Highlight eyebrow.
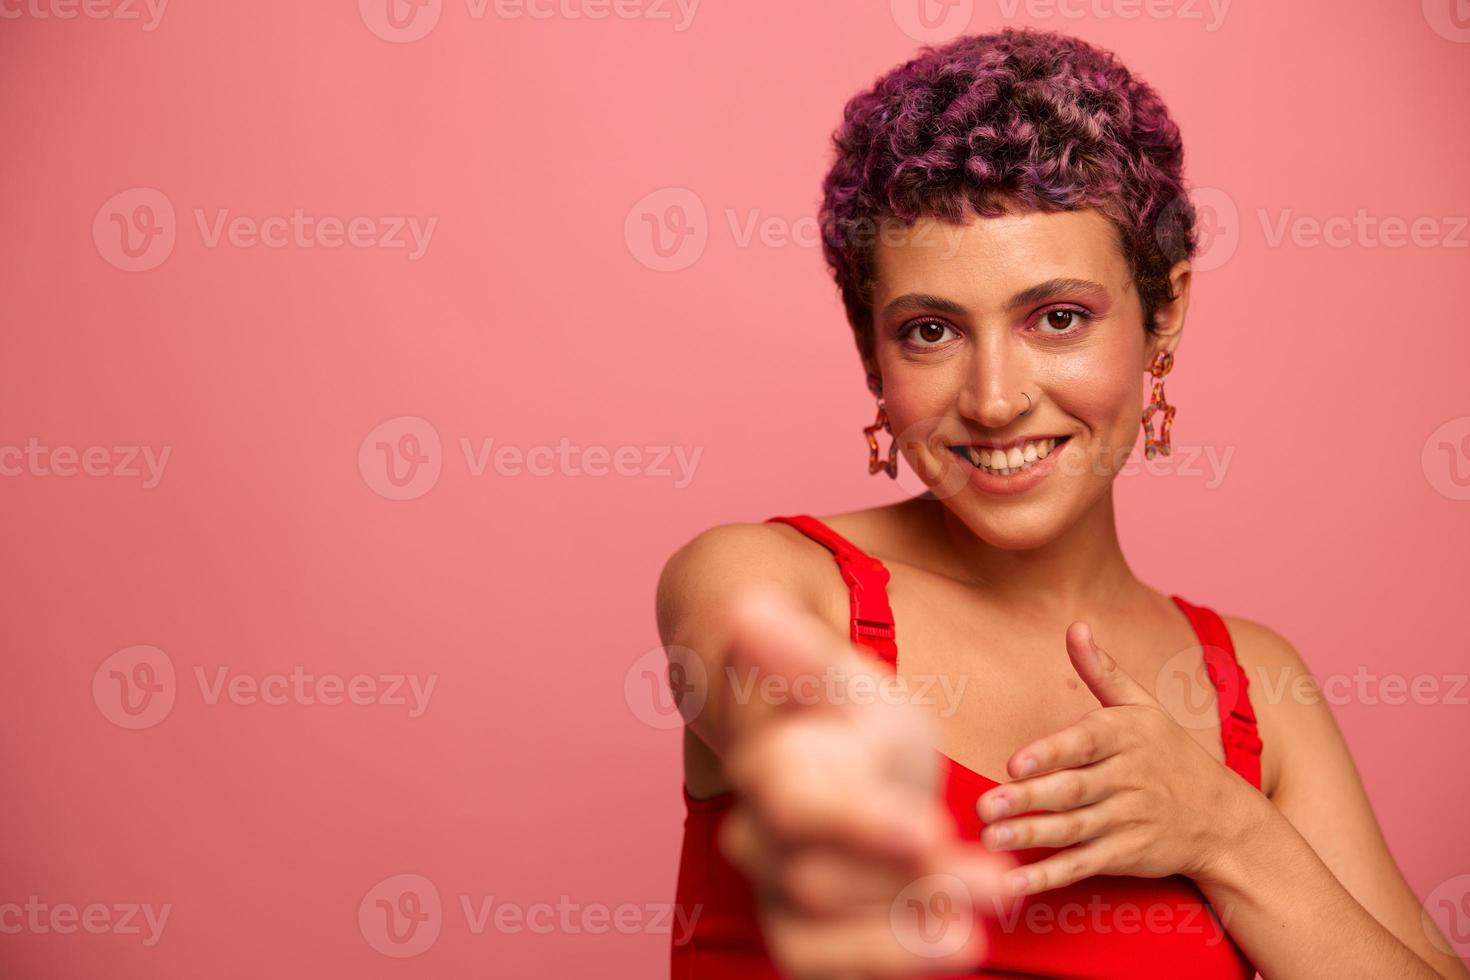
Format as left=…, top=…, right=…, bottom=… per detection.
left=881, top=278, right=1110, bottom=318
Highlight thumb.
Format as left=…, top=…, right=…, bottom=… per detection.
left=1066, top=622, right=1157, bottom=708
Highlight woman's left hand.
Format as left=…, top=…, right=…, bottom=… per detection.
left=975, top=622, right=1262, bottom=897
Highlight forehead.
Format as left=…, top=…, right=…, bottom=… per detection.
left=871, top=207, right=1130, bottom=306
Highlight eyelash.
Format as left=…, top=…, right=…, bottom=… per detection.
left=899, top=308, right=1095, bottom=348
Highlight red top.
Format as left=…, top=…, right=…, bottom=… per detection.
left=671, top=514, right=1264, bottom=979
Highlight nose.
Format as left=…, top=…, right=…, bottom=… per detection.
left=957, top=329, right=1031, bottom=430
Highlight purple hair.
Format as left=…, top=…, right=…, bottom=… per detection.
left=819, top=28, right=1197, bottom=363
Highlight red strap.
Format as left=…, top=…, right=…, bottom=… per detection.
left=764, top=515, right=898, bottom=668
left=1172, top=595, right=1263, bottom=790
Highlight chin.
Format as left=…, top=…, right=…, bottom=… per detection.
left=945, top=498, right=1073, bottom=551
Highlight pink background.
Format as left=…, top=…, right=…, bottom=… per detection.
left=2, top=0, right=1468, bottom=976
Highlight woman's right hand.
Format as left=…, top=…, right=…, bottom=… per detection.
left=712, top=587, right=1018, bottom=979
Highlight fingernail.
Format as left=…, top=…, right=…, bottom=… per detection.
left=1006, top=869, right=1031, bottom=892
left=987, top=795, right=1011, bottom=819
left=1016, top=754, right=1037, bottom=776
left=988, top=824, right=1013, bottom=847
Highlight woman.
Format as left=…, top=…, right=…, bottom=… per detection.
left=657, top=28, right=1467, bottom=980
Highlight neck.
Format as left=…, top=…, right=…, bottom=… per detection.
left=918, top=489, right=1140, bottom=617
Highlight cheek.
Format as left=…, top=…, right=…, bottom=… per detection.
left=875, top=372, right=955, bottom=440
left=1045, top=346, right=1143, bottom=435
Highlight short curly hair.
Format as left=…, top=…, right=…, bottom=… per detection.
left=818, top=27, right=1197, bottom=365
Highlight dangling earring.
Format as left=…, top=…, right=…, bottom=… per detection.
left=1141, top=350, right=1176, bottom=459
left=863, top=377, right=899, bottom=478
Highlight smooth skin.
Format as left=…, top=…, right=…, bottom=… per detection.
left=656, top=206, right=1468, bottom=979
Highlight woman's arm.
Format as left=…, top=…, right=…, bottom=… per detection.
left=655, top=526, right=1016, bottom=978
left=654, top=522, right=836, bottom=760
left=1194, top=617, right=1469, bottom=979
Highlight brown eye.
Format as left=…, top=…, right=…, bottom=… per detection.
left=1040, top=310, right=1088, bottom=333
left=906, top=320, right=956, bottom=347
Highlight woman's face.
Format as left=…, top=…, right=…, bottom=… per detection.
left=867, top=206, right=1187, bottom=550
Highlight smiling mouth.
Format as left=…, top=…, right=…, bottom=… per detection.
left=949, top=437, right=1070, bottom=477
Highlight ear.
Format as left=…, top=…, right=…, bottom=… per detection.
left=1146, top=259, right=1191, bottom=364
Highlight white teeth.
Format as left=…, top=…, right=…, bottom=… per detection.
left=959, top=438, right=1063, bottom=476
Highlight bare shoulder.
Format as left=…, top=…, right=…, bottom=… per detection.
left=1220, top=613, right=1314, bottom=679
left=654, top=520, right=838, bottom=641
left=1218, top=613, right=1326, bottom=800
